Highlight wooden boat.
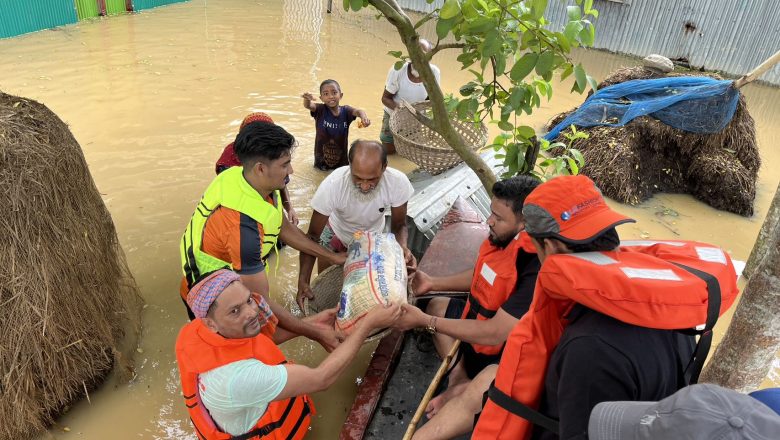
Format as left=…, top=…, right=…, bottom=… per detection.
left=340, top=198, right=488, bottom=439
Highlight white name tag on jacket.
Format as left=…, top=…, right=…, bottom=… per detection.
left=480, top=263, right=497, bottom=285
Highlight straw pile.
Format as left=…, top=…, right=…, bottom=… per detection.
left=0, top=91, right=143, bottom=439
left=547, top=66, right=760, bottom=216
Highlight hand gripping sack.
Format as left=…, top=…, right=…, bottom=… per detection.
left=336, top=231, right=408, bottom=335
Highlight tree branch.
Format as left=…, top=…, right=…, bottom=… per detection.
left=368, top=0, right=497, bottom=193
left=429, top=43, right=467, bottom=59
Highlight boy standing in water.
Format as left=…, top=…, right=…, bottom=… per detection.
left=302, top=79, right=370, bottom=170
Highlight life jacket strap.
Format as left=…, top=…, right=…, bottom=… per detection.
left=467, top=292, right=498, bottom=319
left=487, top=382, right=560, bottom=435
left=671, top=263, right=721, bottom=385
left=230, top=395, right=311, bottom=440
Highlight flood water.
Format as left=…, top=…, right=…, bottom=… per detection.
left=0, top=1, right=777, bottom=438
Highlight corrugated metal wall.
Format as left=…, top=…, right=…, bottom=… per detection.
left=106, top=0, right=128, bottom=15
left=75, top=0, right=100, bottom=20
left=0, top=0, right=78, bottom=38
left=398, top=0, right=780, bottom=85
left=544, top=0, right=780, bottom=85
left=132, top=0, right=187, bottom=12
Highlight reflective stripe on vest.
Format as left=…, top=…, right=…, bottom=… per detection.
left=472, top=240, right=739, bottom=440
left=180, top=166, right=283, bottom=288
left=462, top=232, right=536, bottom=355
left=175, top=320, right=314, bottom=440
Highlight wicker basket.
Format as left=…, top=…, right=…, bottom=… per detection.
left=303, top=265, right=409, bottom=344
left=389, top=101, right=488, bottom=175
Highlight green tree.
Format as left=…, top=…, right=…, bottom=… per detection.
left=346, top=0, right=598, bottom=192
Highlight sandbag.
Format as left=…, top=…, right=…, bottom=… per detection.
left=336, top=231, right=408, bottom=335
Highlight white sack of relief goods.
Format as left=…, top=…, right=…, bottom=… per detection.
left=336, top=231, right=408, bottom=335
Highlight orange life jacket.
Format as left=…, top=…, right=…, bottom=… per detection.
left=175, top=319, right=314, bottom=440
left=472, top=240, right=739, bottom=440
left=463, top=232, right=537, bottom=355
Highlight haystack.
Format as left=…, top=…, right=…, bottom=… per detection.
left=547, top=66, right=760, bottom=216
left=0, top=91, right=143, bottom=439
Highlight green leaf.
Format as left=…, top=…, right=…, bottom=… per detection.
left=498, top=120, right=514, bottom=131
left=440, top=0, right=461, bottom=20
left=566, top=5, right=581, bottom=21
left=459, top=83, right=477, bottom=96
left=531, top=0, right=548, bottom=19
left=586, top=74, right=599, bottom=92
left=536, top=80, right=548, bottom=98
left=350, top=0, right=363, bottom=12
left=436, top=17, right=456, bottom=40
left=445, top=96, right=460, bottom=113
left=554, top=32, right=571, bottom=53
left=584, top=0, right=593, bottom=13
left=564, top=21, right=584, bottom=42
left=394, top=60, right=405, bottom=71
left=343, top=0, right=350, bottom=11
left=494, top=53, right=507, bottom=76
left=570, top=148, right=585, bottom=165
left=510, top=52, right=539, bottom=82
left=468, top=97, right=479, bottom=115
left=508, top=87, right=526, bottom=110
left=561, top=63, right=574, bottom=81
left=567, top=157, right=579, bottom=175
left=535, top=51, right=554, bottom=75
left=574, top=63, right=587, bottom=92
left=481, top=30, right=501, bottom=57
left=387, top=50, right=403, bottom=58
left=457, top=99, right=470, bottom=119
left=467, top=17, right=495, bottom=33
left=516, top=125, right=536, bottom=139
left=579, top=23, right=595, bottom=46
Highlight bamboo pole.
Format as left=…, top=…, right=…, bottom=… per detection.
left=733, top=49, right=780, bottom=89
left=402, top=340, right=461, bottom=440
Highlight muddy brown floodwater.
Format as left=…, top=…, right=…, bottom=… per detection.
left=0, top=0, right=776, bottom=438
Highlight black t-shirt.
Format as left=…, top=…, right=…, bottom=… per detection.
left=531, top=305, right=695, bottom=440
left=502, top=249, right=541, bottom=318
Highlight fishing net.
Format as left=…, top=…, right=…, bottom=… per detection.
left=545, top=77, right=740, bottom=141
left=337, top=231, right=408, bottom=337
left=0, top=91, right=143, bottom=439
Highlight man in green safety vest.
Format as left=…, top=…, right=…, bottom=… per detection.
left=180, top=121, right=346, bottom=351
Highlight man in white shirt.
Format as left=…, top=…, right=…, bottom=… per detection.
left=380, top=38, right=441, bottom=154
left=297, top=140, right=416, bottom=310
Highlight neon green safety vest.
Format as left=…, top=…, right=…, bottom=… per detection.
left=180, top=166, right=283, bottom=288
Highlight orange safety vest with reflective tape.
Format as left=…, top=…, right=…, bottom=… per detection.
left=175, top=319, right=314, bottom=440
left=463, top=232, right=537, bottom=355
left=472, top=240, right=739, bottom=439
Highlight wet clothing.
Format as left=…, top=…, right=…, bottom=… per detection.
left=216, top=142, right=241, bottom=174
left=381, top=62, right=441, bottom=145
left=309, top=166, right=414, bottom=246
left=311, top=104, right=356, bottom=169
left=444, top=247, right=540, bottom=379
left=380, top=111, right=394, bottom=145
left=530, top=305, right=695, bottom=440
left=179, top=167, right=282, bottom=305
left=472, top=241, right=740, bottom=440
left=464, top=233, right=538, bottom=355
left=176, top=317, right=314, bottom=440
left=199, top=358, right=289, bottom=436
left=318, top=222, right=348, bottom=253
left=383, top=62, right=441, bottom=114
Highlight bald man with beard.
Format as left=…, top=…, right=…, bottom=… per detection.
left=297, top=140, right=415, bottom=311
